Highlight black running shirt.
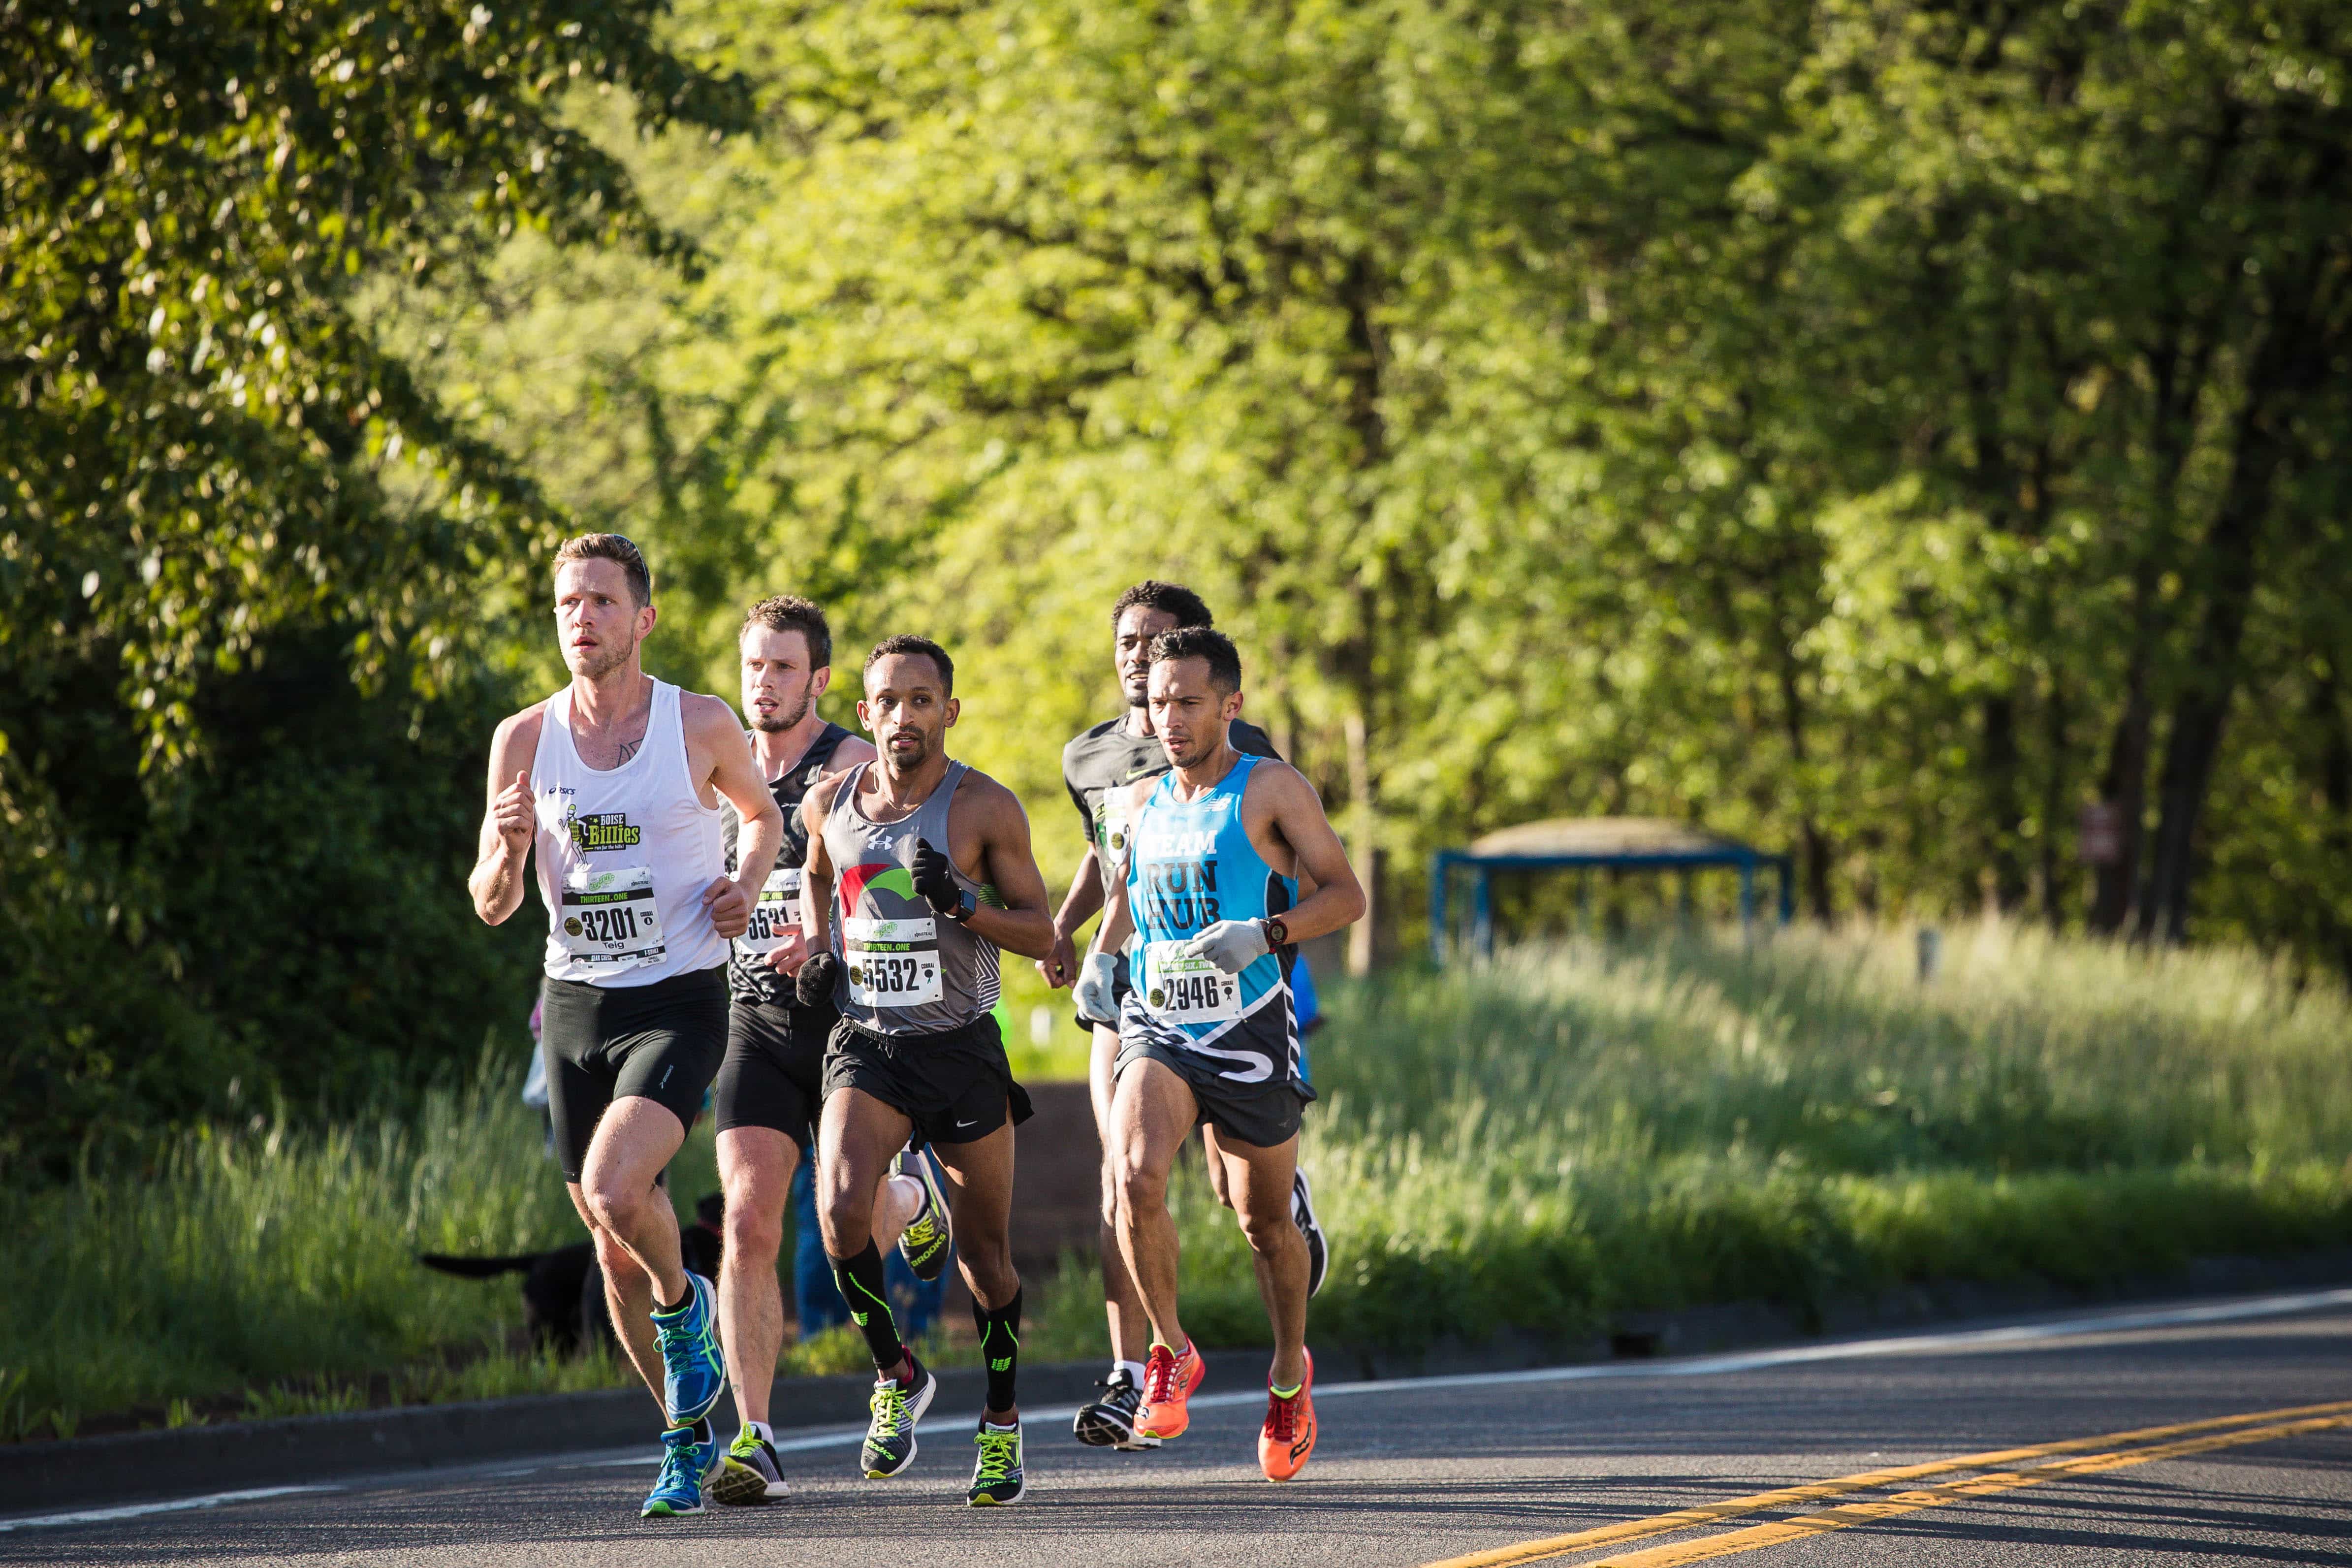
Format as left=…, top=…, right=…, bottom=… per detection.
left=1060, top=714, right=1279, bottom=900
left=721, top=720, right=856, bottom=1006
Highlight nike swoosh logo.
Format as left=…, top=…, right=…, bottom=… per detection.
left=956, top=1119, right=979, bottom=1129
left=1120, top=765, right=1158, bottom=781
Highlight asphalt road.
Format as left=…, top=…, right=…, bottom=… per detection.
left=8, top=1291, right=2351, bottom=1568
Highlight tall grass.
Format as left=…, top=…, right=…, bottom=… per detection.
left=12, top=924, right=2352, bottom=1436
left=1154, top=925, right=2352, bottom=1357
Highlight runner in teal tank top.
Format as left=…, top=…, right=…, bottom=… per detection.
left=1118, top=754, right=1304, bottom=1087
left=1078, top=626, right=1366, bottom=1484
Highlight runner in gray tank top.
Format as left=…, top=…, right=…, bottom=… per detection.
left=789, top=635, right=1057, bottom=1505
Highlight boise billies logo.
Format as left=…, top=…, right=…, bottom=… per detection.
left=565, top=804, right=642, bottom=853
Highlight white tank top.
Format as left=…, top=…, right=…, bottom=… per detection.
left=531, top=678, right=728, bottom=986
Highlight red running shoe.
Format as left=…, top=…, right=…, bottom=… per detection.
left=1258, top=1349, right=1316, bottom=1481
left=1134, top=1341, right=1206, bottom=1440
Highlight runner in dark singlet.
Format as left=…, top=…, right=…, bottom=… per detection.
left=705, top=596, right=947, bottom=1506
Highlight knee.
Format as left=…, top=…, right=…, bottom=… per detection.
left=582, top=1178, right=648, bottom=1239
left=1112, top=1156, right=1168, bottom=1222
left=1239, top=1203, right=1296, bottom=1259
left=818, top=1188, right=872, bottom=1254
left=723, top=1201, right=783, bottom=1267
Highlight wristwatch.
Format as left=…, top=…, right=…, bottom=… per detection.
left=946, top=887, right=979, bottom=924
left=1261, top=916, right=1288, bottom=948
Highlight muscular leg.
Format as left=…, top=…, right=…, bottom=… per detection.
left=1202, top=1124, right=1236, bottom=1210
left=932, top=1117, right=1021, bottom=1423
left=1213, top=1131, right=1309, bottom=1389
left=1107, top=1056, right=1200, bottom=1356
left=817, top=1088, right=917, bottom=1376
left=716, top=1126, right=795, bottom=1428
left=1089, top=1025, right=1152, bottom=1365
left=723, top=1123, right=921, bottom=1426
left=571, top=1095, right=690, bottom=1414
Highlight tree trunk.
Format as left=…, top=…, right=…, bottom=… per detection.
left=1775, top=645, right=1833, bottom=922
left=2039, top=679, right=2068, bottom=928
left=2137, top=273, right=2332, bottom=942
left=2089, top=666, right=2152, bottom=933
left=1981, top=692, right=2027, bottom=911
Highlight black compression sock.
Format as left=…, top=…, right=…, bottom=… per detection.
left=972, top=1286, right=1022, bottom=1413
left=831, top=1242, right=908, bottom=1376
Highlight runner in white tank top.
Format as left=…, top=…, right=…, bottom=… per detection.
left=468, top=534, right=785, bottom=1520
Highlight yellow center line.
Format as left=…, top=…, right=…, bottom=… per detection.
left=1421, top=1399, right=2352, bottom=1568
left=1582, top=1413, right=2349, bottom=1568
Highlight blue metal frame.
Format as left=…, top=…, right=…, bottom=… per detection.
left=1429, top=845, right=1794, bottom=962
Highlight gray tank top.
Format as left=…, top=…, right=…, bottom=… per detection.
left=820, top=759, right=1000, bottom=1035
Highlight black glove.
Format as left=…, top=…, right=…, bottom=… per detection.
left=910, top=837, right=962, bottom=918
left=795, top=950, right=842, bottom=1009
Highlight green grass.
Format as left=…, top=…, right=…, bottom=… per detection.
left=8, top=922, right=2351, bottom=1438
left=1152, top=924, right=2352, bottom=1357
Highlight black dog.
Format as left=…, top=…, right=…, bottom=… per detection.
left=419, top=1193, right=727, bottom=1356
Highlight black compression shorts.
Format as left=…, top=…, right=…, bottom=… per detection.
left=821, top=1013, right=1035, bottom=1149
left=539, top=965, right=728, bottom=1182
left=713, top=997, right=836, bottom=1151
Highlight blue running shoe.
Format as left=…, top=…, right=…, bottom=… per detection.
left=641, top=1422, right=714, bottom=1519
left=651, top=1272, right=728, bottom=1425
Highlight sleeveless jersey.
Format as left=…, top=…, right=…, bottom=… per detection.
left=819, top=760, right=1000, bottom=1036
left=1121, top=753, right=1303, bottom=1086
left=721, top=720, right=854, bottom=1006
left=532, top=679, right=728, bottom=986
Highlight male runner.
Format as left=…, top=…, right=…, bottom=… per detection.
left=470, top=533, right=784, bottom=1519
left=1078, top=626, right=1365, bottom=1482
left=794, top=635, right=1057, bottom=1505
left=1041, top=581, right=1330, bottom=1450
left=705, top=596, right=950, bottom=1506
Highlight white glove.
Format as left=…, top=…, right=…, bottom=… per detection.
left=1074, top=950, right=1120, bottom=1024
left=1184, top=919, right=1270, bottom=975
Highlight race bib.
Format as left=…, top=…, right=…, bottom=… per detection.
left=560, top=864, right=666, bottom=968
left=735, top=867, right=803, bottom=957
left=1099, top=793, right=1134, bottom=862
left=844, top=914, right=943, bottom=1008
left=1142, top=940, right=1241, bottom=1024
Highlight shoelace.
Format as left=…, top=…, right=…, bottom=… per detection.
left=658, top=1315, right=702, bottom=1374
left=1142, top=1346, right=1184, bottom=1405
left=869, top=1380, right=913, bottom=1439
left=655, top=1430, right=699, bottom=1491
left=972, top=1428, right=1018, bottom=1482
left=1264, top=1388, right=1301, bottom=1443
left=1092, top=1377, right=1144, bottom=1414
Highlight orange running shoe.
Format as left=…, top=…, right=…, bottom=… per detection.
left=1258, top=1349, right=1316, bottom=1481
left=1134, top=1341, right=1206, bottom=1440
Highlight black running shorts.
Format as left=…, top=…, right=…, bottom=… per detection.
left=713, top=997, right=836, bottom=1151
left=821, top=1013, right=1035, bottom=1149
left=1072, top=949, right=1134, bottom=1036
left=539, top=965, right=728, bottom=1182
left=1113, top=1035, right=1312, bottom=1150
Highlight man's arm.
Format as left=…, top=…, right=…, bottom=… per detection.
left=964, top=778, right=1057, bottom=962
left=1039, top=849, right=1106, bottom=988
left=468, top=709, right=541, bottom=926
left=796, top=781, right=840, bottom=964
left=1255, top=764, right=1365, bottom=944
left=687, top=695, right=782, bottom=941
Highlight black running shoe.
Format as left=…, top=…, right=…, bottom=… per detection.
left=896, top=1146, right=953, bottom=1284
left=711, top=1422, right=788, bottom=1505
left=861, top=1358, right=935, bottom=1478
left=1072, top=1370, right=1161, bottom=1451
left=1292, top=1166, right=1330, bottom=1299
left=967, top=1418, right=1025, bottom=1505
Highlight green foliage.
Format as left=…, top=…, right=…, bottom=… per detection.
left=1, top=0, right=748, bottom=1175
left=408, top=0, right=2352, bottom=972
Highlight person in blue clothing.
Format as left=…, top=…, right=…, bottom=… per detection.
left=1077, top=627, right=1365, bottom=1481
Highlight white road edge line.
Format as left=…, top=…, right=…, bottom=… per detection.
left=0, top=1487, right=340, bottom=1534
left=13, top=1284, right=2351, bottom=1528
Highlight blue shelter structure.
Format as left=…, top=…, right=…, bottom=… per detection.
left=1429, top=817, right=1793, bottom=962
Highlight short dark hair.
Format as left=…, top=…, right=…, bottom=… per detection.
left=1111, top=580, right=1213, bottom=631
left=1149, top=626, right=1241, bottom=694
left=864, top=634, right=954, bottom=695
left=739, top=594, right=831, bottom=670
left=554, top=533, right=653, bottom=608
